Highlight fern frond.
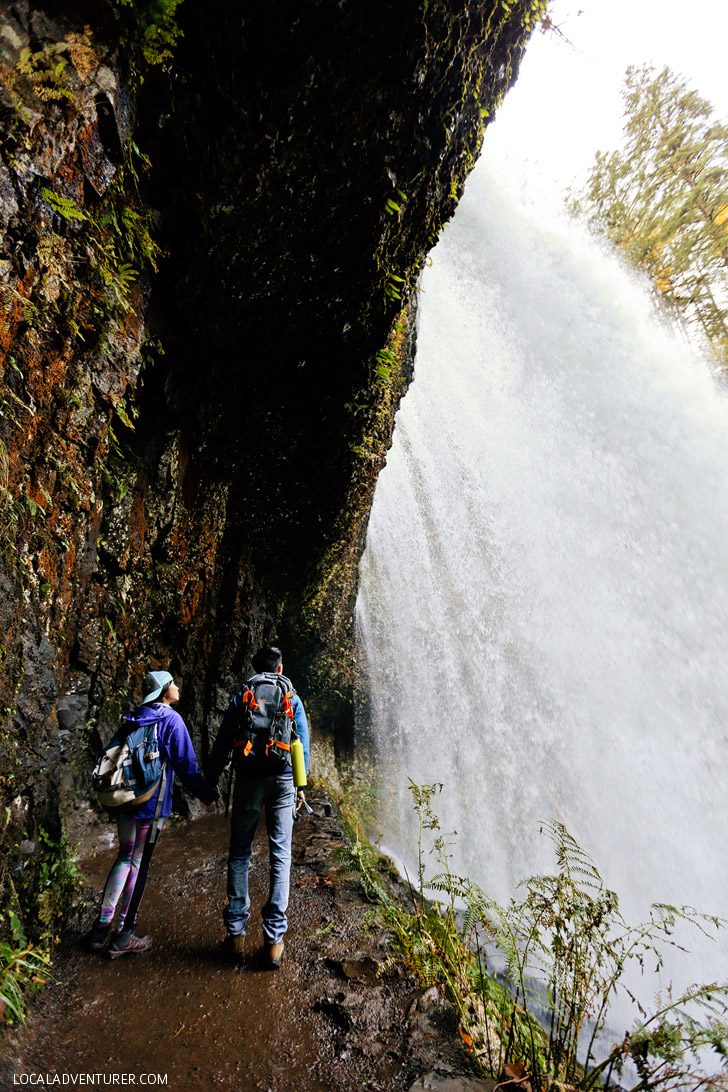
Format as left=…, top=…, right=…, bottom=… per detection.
left=539, top=818, right=603, bottom=890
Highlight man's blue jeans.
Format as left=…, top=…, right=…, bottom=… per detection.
left=224, top=774, right=296, bottom=943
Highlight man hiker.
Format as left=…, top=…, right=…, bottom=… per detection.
left=206, top=645, right=310, bottom=968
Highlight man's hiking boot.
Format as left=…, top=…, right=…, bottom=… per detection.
left=264, top=940, right=284, bottom=969
left=83, top=919, right=113, bottom=952
left=106, top=930, right=153, bottom=959
left=222, top=933, right=245, bottom=963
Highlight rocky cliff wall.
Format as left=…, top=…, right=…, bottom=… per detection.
left=0, top=0, right=544, bottom=934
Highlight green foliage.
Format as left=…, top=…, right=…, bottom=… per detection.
left=40, top=150, right=160, bottom=339
left=114, top=397, right=138, bottom=431
left=572, top=65, right=728, bottom=371
left=309, top=920, right=335, bottom=940
left=41, top=189, right=86, bottom=222
left=0, top=439, right=8, bottom=494
left=16, top=44, right=75, bottom=103
left=384, top=272, right=406, bottom=302
left=374, top=343, right=400, bottom=387
left=370, top=311, right=409, bottom=394
left=0, top=824, right=75, bottom=1024
left=85, top=160, right=161, bottom=324
left=340, top=835, right=394, bottom=908
left=5, top=60, right=160, bottom=338
left=384, top=191, right=408, bottom=217
left=19, top=827, right=84, bottom=944
left=0, top=477, right=45, bottom=547
left=0, top=930, right=51, bottom=1025
left=107, top=0, right=185, bottom=68
left=2, top=171, right=158, bottom=355
left=348, top=783, right=728, bottom=1092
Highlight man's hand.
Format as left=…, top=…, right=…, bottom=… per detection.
left=204, top=784, right=220, bottom=808
left=296, top=789, right=306, bottom=813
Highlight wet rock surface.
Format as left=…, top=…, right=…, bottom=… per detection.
left=0, top=1, right=541, bottom=925
left=0, top=792, right=474, bottom=1091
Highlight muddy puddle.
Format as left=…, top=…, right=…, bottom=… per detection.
left=0, top=792, right=469, bottom=1092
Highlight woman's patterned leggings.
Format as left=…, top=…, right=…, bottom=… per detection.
left=98, top=816, right=151, bottom=930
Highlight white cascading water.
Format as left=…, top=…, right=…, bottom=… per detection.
left=356, top=153, right=728, bottom=1007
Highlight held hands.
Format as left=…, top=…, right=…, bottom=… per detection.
left=200, top=780, right=220, bottom=807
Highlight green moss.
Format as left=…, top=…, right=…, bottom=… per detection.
left=17, top=826, right=84, bottom=945
left=312, top=774, right=399, bottom=892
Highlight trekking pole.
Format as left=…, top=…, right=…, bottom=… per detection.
left=293, top=792, right=313, bottom=822
left=224, top=758, right=235, bottom=818
left=124, top=767, right=167, bottom=933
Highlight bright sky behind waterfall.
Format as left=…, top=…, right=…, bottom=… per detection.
left=484, top=0, right=728, bottom=197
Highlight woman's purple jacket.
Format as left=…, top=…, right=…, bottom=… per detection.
left=123, top=703, right=216, bottom=819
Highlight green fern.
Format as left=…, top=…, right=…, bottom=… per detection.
left=539, top=818, right=603, bottom=889
left=41, top=189, right=86, bottom=222
left=108, top=0, right=185, bottom=68
left=16, top=45, right=75, bottom=103
left=347, top=783, right=728, bottom=1092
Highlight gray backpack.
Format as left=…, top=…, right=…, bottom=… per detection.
left=92, top=718, right=165, bottom=810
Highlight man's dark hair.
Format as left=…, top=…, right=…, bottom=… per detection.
left=252, top=645, right=283, bottom=673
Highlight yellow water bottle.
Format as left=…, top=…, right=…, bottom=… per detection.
left=291, top=738, right=307, bottom=788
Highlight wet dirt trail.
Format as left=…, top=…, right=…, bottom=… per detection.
left=0, top=791, right=469, bottom=1092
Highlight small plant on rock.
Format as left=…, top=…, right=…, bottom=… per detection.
left=0, top=925, right=51, bottom=1026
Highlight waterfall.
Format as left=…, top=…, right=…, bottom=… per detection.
left=356, top=154, right=728, bottom=1002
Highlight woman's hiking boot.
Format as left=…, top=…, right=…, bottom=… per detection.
left=222, top=933, right=245, bottom=963
left=82, top=919, right=113, bottom=952
left=106, top=930, right=153, bottom=959
left=264, top=940, right=284, bottom=969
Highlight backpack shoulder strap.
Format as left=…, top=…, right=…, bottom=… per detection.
left=149, top=718, right=164, bottom=763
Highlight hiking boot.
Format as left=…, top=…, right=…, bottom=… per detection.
left=106, top=930, right=153, bottom=959
left=222, top=932, right=246, bottom=962
left=264, top=940, right=284, bottom=969
left=83, top=919, right=113, bottom=952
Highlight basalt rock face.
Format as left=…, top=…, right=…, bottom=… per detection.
left=0, top=0, right=541, bottom=915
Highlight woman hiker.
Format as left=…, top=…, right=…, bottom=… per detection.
left=84, top=670, right=219, bottom=958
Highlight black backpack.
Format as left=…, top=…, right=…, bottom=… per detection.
left=232, top=672, right=298, bottom=771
